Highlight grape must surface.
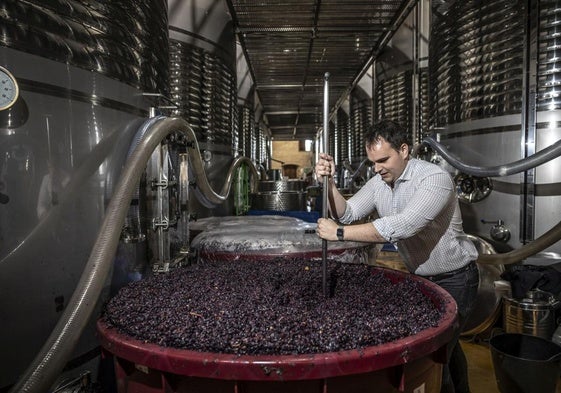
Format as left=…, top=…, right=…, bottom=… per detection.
left=103, top=259, right=443, bottom=355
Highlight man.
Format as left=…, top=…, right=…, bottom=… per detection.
left=315, top=119, right=479, bottom=393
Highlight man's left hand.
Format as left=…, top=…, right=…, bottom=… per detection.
left=317, top=218, right=338, bottom=241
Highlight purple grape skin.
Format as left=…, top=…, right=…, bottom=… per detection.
left=103, top=259, right=443, bottom=355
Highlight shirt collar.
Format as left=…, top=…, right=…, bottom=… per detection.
left=395, top=157, right=415, bottom=184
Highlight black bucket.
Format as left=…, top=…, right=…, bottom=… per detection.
left=490, top=333, right=561, bottom=393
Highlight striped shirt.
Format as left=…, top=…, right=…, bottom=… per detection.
left=339, top=158, right=478, bottom=276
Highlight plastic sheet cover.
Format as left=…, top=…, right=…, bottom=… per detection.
left=191, top=215, right=376, bottom=264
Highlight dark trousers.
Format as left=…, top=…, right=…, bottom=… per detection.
left=427, top=262, right=479, bottom=393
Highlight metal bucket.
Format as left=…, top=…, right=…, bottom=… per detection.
left=503, top=290, right=561, bottom=339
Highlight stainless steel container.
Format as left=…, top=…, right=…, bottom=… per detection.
left=250, top=191, right=306, bottom=211
left=429, top=0, right=561, bottom=260
left=266, top=169, right=282, bottom=180
left=461, top=235, right=504, bottom=336
left=503, top=290, right=561, bottom=340
left=258, top=180, right=308, bottom=192
left=0, top=0, right=168, bottom=387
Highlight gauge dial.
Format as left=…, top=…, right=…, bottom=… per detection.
left=0, top=66, right=19, bottom=111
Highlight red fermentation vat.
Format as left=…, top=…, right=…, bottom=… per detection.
left=97, top=268, right=458, bottom=393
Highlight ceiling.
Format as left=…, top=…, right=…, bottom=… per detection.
left=226, top=0, right=416, bottom=141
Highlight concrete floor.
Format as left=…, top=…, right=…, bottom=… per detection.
left=462, top=339, right=501, bottom=393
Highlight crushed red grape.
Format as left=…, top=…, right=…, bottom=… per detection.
left=103, top=259, right=443, bottom=355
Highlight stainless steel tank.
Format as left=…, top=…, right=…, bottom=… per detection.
left=376, top=70, right=412, bottom=133
left=168, top=0, right=237, bottom=218
left=0, top=0, right=168, bottom=389
left=258, top=179, right=308, bottom=192
left=429, top=0, right=561, bottom=261
left=349, top=86, right=372, bottom=163
left=335, top=108, right=350, bottom=166
left=237, top=103, right=255, bottom=158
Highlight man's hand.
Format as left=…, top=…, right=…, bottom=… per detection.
left=314, top=153, right=335, bottom=184
left=316, top=217, right=339, bottom=241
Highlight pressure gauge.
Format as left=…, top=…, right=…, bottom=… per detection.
left=0, top=65, right=19, bottom=111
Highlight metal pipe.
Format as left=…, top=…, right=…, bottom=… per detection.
left=421, top=136, right=561, bottom=177
left=322, top=72, right=330, bottom=298
left=345, top=157, right=371, bottom=184
left=155, top=144, right=169, bottom=264
left=179, top=153, right=190, bottom=253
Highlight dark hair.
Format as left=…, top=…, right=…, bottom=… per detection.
left=363, top=119, right=411, bottom=152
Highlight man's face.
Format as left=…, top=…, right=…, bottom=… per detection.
left=365, top=138, right=409, bottom=186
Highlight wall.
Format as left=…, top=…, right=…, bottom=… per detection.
left=271, top=140, right=314, bottom=179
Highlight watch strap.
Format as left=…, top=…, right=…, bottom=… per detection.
left=336, top=226, right=344, bottom=241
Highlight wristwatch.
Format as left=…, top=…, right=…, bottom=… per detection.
left=336, top=226, right=344, bottom=241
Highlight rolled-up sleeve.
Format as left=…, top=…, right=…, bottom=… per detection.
left=372, top=219, right=392, bottom=242
left=338, top=179, right=378, bottom=224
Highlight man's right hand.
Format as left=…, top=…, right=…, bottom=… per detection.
left=315, top=153, right=335, bottom=183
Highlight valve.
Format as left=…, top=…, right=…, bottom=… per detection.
left=454, top=173, right=492, bottom=203
left=151, top=178, right=177, bottom=190
left=152, top=217, right=169, bottom=231
left=481, top=219, right=510, bottom=242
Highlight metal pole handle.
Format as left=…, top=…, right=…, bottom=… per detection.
left=322, top=72, right=330, bottom=298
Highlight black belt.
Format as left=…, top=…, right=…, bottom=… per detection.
left=422, top=261, right=477, bottom=281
